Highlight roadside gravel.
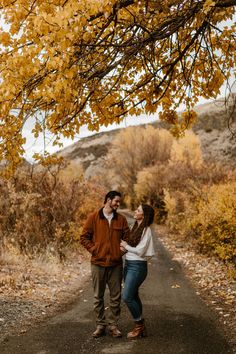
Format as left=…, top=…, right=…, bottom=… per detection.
left=0, top=252, right=91, bottom=344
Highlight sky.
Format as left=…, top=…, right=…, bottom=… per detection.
left=22, top=113, right=158, bottom=162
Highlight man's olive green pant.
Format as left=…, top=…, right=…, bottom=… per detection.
left=91, top=263, right=123, bottom=326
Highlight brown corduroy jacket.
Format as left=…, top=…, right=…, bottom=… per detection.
left=80, top=208, right=130, bottom=267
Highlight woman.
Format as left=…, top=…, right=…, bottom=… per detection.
left=120, top=204, right=155, bottom=339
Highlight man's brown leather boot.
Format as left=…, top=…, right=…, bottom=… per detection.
left=108, top=325, right=122, bottom=338
left=92, top=325, right=106, bottom=338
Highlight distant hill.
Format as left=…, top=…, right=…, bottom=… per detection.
left=192, top=95, right=236, bottom=162
left=58, top=129, right=118, bottom=179
left=58, top=96, right=236, bottom=178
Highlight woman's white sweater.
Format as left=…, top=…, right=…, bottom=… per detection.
left=124, top=226, right=155, bottom=261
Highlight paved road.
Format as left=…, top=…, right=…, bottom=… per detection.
left=0, top=226, right=233, bottom=354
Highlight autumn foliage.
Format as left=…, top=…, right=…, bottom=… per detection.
left=187, top=183, right=236, bottom=263
left=104, top=126, right=173, bottom=204
left=0, top=163, right=105, bottom=260
left=102, top=125, right=236, bottom=266
left=0, top=0, right=235, bottom=175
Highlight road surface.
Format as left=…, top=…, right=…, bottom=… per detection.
left=0, top=224, right=232, bottom=354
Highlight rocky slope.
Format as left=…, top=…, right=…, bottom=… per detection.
left=58, top=130, right=117, bottom=179
left=58, top=95, right=236, bottom=178
left=192, top=95, right=236, bottom=163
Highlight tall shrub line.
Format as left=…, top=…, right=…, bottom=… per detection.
left=102, top=126, right=236, bottom=268
left=0, top=162, right=105, bottom=260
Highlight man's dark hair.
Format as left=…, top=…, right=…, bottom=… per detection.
left=104, top=191, right=121, bottom=204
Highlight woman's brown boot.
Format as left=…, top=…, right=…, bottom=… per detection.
left=127, top=319, right=146, bottom=339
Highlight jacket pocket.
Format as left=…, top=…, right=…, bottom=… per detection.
left=113, top=226, right=122, bottom=230
left=92, top=242, right=107, bottom=262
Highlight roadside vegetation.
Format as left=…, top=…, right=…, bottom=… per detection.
left=1, top=125, right=235, bottom=273
left=102, top=125, right=236, bottom=272
left=0, top=126, right=236, bottom=277
left=0, top=123, right=235, bottom=344
left=0, top=162, right=105, bottom=263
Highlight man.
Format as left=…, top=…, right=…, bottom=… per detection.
left=80, top=191, right=130, bottom=338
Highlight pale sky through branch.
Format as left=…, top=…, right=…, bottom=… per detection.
left=22, top=74, right=235, bottom=162
left=0, top=13, right=235, bottom=162
left=22, top=113, right=158, bottom=162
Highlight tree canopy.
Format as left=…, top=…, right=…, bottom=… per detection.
left=0, top=0, right=235, bottom=175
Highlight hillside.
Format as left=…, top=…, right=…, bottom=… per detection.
left=58, top=96, right=236, bottom=178
left=192, top=95, right=236, bottom=163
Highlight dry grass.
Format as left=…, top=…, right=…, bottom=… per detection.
left=0, top=245, right=91, bottom=342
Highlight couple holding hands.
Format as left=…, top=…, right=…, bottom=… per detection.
left=80, top=190, right=155, bottom=339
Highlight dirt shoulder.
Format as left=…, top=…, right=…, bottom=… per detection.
left=0, top=251, right=91, bottom=344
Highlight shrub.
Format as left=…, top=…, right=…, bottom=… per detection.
left=165, top=182, right=236, bottom=265
left=191, top=182, right=236, bottom=263
left=104, top=126, right=173, bottom=206
left=170, top=130, right=203, bottom=168
left=0, top=163, right=105, bottom=259
left=134, top=164, right=168, bottom=222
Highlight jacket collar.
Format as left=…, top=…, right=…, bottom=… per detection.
left=99, top=208, right=118, bottom=220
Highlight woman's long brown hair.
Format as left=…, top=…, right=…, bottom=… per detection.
left=128, top=204, right=154, bottom=247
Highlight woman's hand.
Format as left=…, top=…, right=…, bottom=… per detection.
left=120, top=240, right=127, bottom=248
left=120, top=246, right=127, bottom=255
left=120, top=245, right=126, bottom=254
left=120, top=240, right=127, bottom=255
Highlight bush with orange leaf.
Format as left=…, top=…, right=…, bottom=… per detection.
left=164, top=178, right=236, bottom=266
left=0, top=162, right=105, bottom=260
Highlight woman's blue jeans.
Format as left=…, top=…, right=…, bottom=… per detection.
left=122, top=260, right=147, bottom=321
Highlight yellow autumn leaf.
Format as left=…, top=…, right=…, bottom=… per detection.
left=0, top=0, right=235, bottom=175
